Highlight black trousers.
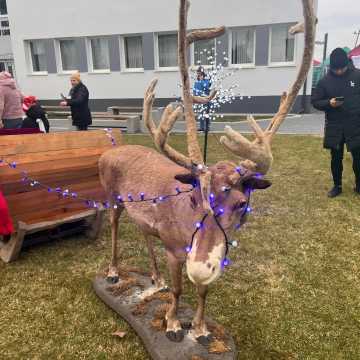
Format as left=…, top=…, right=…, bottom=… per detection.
left=330, top=140, right=360, bottom=187
left=76, top=125, right=88, bottom=131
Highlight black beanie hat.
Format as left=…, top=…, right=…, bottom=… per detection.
left=330, top=48, right=349, bottom=70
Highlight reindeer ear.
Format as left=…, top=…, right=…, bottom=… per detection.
left=175, top=173, right=197, bottom=185
left=243, top=177, right=271, bottom=190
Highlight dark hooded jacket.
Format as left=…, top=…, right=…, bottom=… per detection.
left=21, top=104, right=50, bottom=133
left=311, top=67, right=360, bottom=150
left=67, top=82, right=92, bottom=127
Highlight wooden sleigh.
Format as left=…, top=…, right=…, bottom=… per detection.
left=0, top=129, right=122, bottom=262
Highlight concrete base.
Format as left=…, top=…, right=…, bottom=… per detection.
left=93, top=269, right=236, bottom=360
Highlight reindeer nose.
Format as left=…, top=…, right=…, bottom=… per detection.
left=186, top=260, right=222, bottom=285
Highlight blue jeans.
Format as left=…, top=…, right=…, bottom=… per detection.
left=198, top=104, right=211, bottom=131
left=2, top=118, right=23, bottom=129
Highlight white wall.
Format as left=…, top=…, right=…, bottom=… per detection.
left=7, top=0, right=314, bottom=102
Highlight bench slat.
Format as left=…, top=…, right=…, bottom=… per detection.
left=0, top=130, right=122, bottom=156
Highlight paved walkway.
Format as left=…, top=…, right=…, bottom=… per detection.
left=49, top=114, right=325, bottom=135
left=172, top=114, right=325, bottom=134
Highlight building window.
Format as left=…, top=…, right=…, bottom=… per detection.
left=29, top=40, right=47, bottom=73
left=124, top=36, right=143, bottom=69
left=230, top=28, right=255, bottom=65
left=157, top=34, right=178, bottom=68
left=194, top=38, right=216, bottom=67
left=270, top=24, right=295, bottom=64
left=59, top=39, right=78, bottom=72
left=1, top=29, right=9, bottom=36
left=0, top=0, right=7, bottom=15
left=89, top=37, right=110, bottom=71
left=1, top=20, right=9, bottom=27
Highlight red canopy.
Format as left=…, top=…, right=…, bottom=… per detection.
left=313, top=59, right=321, bottom=66
left=349, top=45, right=360, bottom=58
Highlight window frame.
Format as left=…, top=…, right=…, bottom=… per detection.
left=27, top=39, right=48, bottom=75
left=121, top=34, right=144, bottom=73
left=268, top=23, right=297, bottom=67
left=191, top=36, right=216, bottom=70
left=155, top=32, right=179, bottom=72
left=228, top=26, right=256, bottom=69
left=56, top=38, right=79, bottom=74
left=86, top=36, right=111, bottom=74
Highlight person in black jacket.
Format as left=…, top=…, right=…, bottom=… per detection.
left=312, top=48, right=360, bottom=197
left=21, top=95, right=50, bottom=133
left=60, top=72, right=92, bottom=131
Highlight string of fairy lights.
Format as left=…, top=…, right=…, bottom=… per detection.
left=1, top=49, right=256, bottom=267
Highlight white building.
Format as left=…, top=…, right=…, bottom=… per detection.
left=7, top=0, right=316, bottom=113
left=0, top=0, right=15, bottom=76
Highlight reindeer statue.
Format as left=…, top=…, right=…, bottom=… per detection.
left=99, top=0, right=316, bottom=345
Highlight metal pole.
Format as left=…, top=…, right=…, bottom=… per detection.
left=323, top=33, right=328, bottom=63
left=203, top=117, right=209, bottom=164
left=355, top=30, right=360, bottom=48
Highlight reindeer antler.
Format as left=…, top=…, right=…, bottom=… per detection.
left=143, top=0, right=225, bottom=214
left=143, top=79, right=192, bottom=169
left=220, top=0, right=316, bottom=175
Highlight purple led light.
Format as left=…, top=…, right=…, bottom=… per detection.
left=195, top=222, right=202, bottom=229
left=221, top=258, right=230, bottom=268
left=158, top=196, right=164, bottom=202
left=140, top=192, right=145, bottom=201
left=246, top=207, right=252, bottom=213
left=176, top=187, right=181, bottom=194
left=116, top=195, right=123, bottom=202
left=71, top=193, right=78, bottom=198
left=185, top=246, right=192, bottom=253
left=209, top=193, right=215, bottom=201
left=128, top=194, right=133, bottom=202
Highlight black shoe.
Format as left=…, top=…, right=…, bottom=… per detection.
left=328, top=186, right=342, bottom=198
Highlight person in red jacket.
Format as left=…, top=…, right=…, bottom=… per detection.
left=0, top=190, right=13, bottom=237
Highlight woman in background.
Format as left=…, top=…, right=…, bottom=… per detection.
left=60, top=71, right=92, bottom=131
left=0, top=71, right=23, bottom=129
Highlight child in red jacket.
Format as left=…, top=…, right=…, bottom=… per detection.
left=0, top=190, right=13, bottom=236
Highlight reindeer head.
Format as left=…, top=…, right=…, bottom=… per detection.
left=174, top=161, right=271, bottom=285
left=143, top=0, right=316, bottom=285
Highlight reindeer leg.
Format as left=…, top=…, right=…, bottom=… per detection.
left=192, top=284, right=212, bottom=346
left=107, top=206, right=123, bottom=284
left=144, top=234, right=167, bottom=290
left=165, top=251, right=184, bottom=343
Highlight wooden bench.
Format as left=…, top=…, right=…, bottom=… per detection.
left=0, top=129, right=122, bottom=262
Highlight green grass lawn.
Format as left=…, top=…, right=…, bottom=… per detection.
left=1, top=134, right=360, bottom=359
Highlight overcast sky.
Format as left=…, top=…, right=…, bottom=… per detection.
left=315, top=0, right=360, bottom=60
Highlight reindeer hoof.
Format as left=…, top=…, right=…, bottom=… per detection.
left=196, top=334, right=213, bottom=346
left=166, top=329, right=184, bottom=343
left=181, top=321, right=192, bottom=330
left=106, top=275, right=119, bottom=284
left=159, top=286, right=170, bottom=293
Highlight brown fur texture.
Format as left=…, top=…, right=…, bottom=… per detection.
left=100, top=0, right=316, bottom=344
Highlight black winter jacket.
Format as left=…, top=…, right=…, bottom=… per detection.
left=21, top=104, right=50, bottom=133
left=67, top=82, right=92, bottom=127
left=311, top=68, right=360, bottom=150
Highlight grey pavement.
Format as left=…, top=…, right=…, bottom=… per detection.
left=49, top=113, right=325, bottom=135
left=174, top=114, right=325, bottom=134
